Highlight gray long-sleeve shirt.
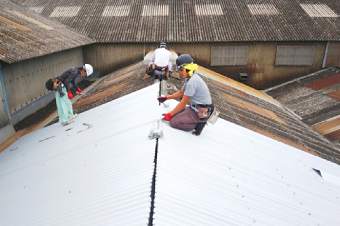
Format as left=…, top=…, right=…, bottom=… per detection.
left=57, top=67, right=81, bottom=92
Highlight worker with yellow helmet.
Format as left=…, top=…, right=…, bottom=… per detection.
left=157, top=54, right=213, bottom=136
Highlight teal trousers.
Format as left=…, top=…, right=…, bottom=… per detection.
left=55, top=87, right=74, bottom=123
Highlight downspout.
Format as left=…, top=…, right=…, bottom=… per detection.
left=322, top=41, right=329, bottom=68
left=0, top=64, right=11, bottom=118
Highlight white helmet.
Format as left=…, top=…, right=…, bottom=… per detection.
left=83, top=64, right=93, bottom=76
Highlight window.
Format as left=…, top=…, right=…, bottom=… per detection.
left=211, top=46, right=248, bottom=66
left=275, top=46, right=314, bottom=66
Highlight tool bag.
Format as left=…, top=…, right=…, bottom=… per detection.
left=191, top=104, right=214, bottom=119
left=191, top=104, right=220, bottom=124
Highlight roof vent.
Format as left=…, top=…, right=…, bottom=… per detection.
left=240, top=73, right=248, bottom=82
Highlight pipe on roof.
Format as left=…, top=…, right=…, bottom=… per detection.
left=0, top=64, right=10, bottom=118
left=322, top=41, right=329, bottom=68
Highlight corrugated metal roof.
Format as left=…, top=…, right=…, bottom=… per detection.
left=266, top=67, right=340, bottom=147
left=1, top=82, right=340, bottom=225
left=0, top=84, right=160, bottom=225
left=11, top=0, right=340, bottom=42
left=0, top=0, right=93, bottom=64
left=154, top=111, right=340, bottom=225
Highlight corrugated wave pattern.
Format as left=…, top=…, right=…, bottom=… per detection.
left=11, top=0, right=340, bottom=42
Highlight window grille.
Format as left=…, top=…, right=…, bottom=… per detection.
left=211, top=46, right=248, bottom=66
left=275, top=46, right=314, bottom=66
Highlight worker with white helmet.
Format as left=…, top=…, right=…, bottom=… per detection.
left=57, top=63, right=93, bottom=99
left=157, top=54, right=213, bottom=136
left=148, top=42, right=173, bottom=79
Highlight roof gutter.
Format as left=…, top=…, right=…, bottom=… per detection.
left=0, top=64, right=10, bottom=117
left=322, top=41, right=330, bottom=68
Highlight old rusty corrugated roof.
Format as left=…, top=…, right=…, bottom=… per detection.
left=0, top=0, right=93, bottom=64
left=266, top=67, right=340, bottom=148
left=11, top=0, right=340, bottom=42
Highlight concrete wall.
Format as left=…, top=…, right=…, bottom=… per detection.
left=86, top=42, right=332, bottom=89
left=2, top=47, right=84, bottom=124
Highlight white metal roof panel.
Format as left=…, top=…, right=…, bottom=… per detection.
left=0, top=84, right=162, bottom=225
left=154, top=99, right=340, bottom=226
left=1, top=83, right=340, bottom=225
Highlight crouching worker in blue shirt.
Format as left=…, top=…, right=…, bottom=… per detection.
left=157, top=54, right=213, bottom=136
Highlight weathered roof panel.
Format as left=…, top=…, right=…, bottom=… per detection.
left=10, top=0, right=340, bottom=42
left=0, top=0, right=93, bottom=64
left=266, top=67, right=340, bottom=147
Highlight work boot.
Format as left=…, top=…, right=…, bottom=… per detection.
left=192, top=122, right=206, bottom=136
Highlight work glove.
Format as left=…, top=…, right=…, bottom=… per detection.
left=157, top=96, right=168, bottom=103
left=68, top=91, right=73, bottom=99
left=75, top=87, right=83, bottom=95
left=163, top=113, right=172, bottom=121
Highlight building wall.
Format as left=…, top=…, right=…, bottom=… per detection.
left=325, top=42, right=340, bottom=67
left=171, top=42, right=326, bottom=89
left=86, top=42, right=330, bottom=90
left=84, top=43, right=155, bottom=76
left=2, top=47, right=84, bottom=115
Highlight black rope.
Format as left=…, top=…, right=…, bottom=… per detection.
left=148, top=138, right=159, bottom=226
left=149, top=79, right=163, bottom=225
left=158, top=79, right=162, bottom=106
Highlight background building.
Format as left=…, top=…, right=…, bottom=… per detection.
left=11, top=0, right=340, bottom=89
